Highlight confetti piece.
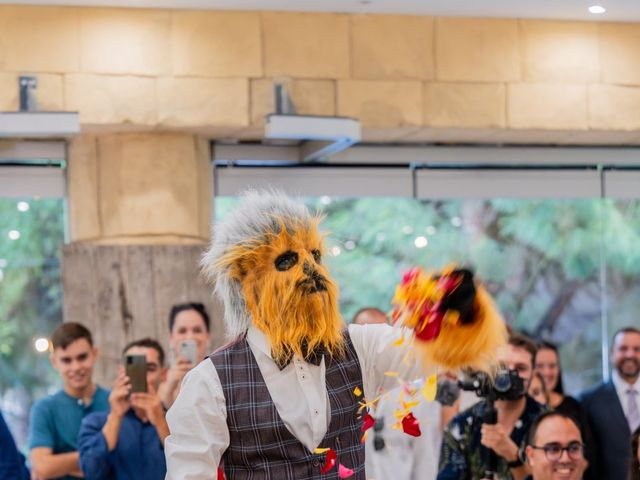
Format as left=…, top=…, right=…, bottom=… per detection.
left=320, top=449, right=337, bottom=474
left=403, top=400, right=420, bottom=409
left=361, top=413, right=375, bottom=432
left=338, top=464, right=355, bottom=478
left=361, top=430, right=369, bottom=443
left=421, top=374, right=438, bottom=402
left=353, top=386, right=362, bottom=397
left=391, top=335, right=405, bottom=347
left=314, top=448, right=330, bottom=454
left=401, top=412, right=422, bottom=437
left=217, top=466, right=225, bottom=480
left=384, top=371, right=399, bottom=377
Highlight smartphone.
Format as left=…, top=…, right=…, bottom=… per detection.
left=180, top=339, right=197, bottom=364
left=125, top=354, right=147, bottom=393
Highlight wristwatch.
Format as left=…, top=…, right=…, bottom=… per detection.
left=507, top=457, right=523, bottom=468
left=507, top=446, right=525, bottom=468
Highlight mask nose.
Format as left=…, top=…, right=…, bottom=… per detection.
left=303, top=261, right=312, bottom=275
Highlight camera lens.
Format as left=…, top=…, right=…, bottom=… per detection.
left=493, top=370, right=512, bottom=393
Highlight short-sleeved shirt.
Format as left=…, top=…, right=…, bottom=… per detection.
left=437, top=396, right=545, bottom=480
left=28, top=386, right=110, bottom=480
left=78, top=409, right=167, bottom=480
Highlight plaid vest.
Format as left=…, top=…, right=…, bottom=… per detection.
left=210, top=330, right=365, bottom=480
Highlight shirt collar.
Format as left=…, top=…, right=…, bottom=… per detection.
left=612, top=369, right=640, bottom=394
left=246, top=326, right=273, bottom=359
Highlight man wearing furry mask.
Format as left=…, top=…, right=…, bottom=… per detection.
left=165, top=191, right=505, bottom=479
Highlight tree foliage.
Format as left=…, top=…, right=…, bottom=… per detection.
left=0, top=198, right=64, bottom=397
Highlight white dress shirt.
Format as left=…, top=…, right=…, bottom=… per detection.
left=611, top=369, right=640, bottom=424
left=165, top=323, right=421, bottom=480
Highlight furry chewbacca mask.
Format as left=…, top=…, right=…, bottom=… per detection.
left=202, top=191, right=345, bottom=365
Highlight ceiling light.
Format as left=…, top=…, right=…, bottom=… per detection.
left=331, top=246, right=342, bottom=256
left=344, top=240, right=356, bottom=250
left=402, top=225, right=414, bottom=235
left=414, top=236, right=428, bottom=249
left=588, top=5, right=606, bottom=14
left=320, top=196, right=331, bottom=205
left=8, top=230, right=20, bottom=240
left=34, top=337, right=50, bottom=353
left=17, top=201, right=30, bottom=212
left=450, top=217, right=462, bottom=228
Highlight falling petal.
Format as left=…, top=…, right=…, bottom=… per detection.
left=338, top=464, right=355, bottom=478
left=421, top=374, right=438, bottom=402
left=320, top=449, right=337, bottom=474
left=361, top=413, right=376, bottom=432
left=401, top=412, right=422, bottom=437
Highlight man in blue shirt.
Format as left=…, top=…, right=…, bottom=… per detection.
left=78, top=338, right=169, bottom=480
left=1, top=410, right=30, bottom=479
left=29, top=322, right=109, bottom=479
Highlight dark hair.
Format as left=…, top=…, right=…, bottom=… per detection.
left=537, top=341, right=565, bottom=395
left=352, top=307, right=387, bottom=324
left=169, top=303, right=210, bottom=333
left=613, top=327, right=640, bottom=350
left=530, top=371, right=549, bottom=405
left=122, top=337, right=165, bottom=367
left=527, top=410, right=582, bottom=446
left=51, top=322, right=93, bottom=350
left=508, top=332, right=538, bottom=367
left=629, top=427, right=640, bottom=480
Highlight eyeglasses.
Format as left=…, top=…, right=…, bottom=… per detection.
left=530, top=442, right=584, bottom=461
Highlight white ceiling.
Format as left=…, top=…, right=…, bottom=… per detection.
left=0, top=0, right=638, bottom=22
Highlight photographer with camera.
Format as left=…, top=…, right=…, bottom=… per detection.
left=438, top=333, right=545, bottom=480
left=78, top=338, right=169, bottom=480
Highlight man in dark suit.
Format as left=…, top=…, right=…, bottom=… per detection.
left=581, top=327, right=640, bottom=480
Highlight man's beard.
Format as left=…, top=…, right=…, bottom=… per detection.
left=617, top=358, right=640, bottom=380
left=245, top=274, right=345, bottom=366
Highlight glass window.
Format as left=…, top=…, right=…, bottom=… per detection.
left=214, top=195, right=610, bottom=394
left=0, top=196, right=65, bottom=452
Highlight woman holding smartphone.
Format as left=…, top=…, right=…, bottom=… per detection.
left=158, top=303, right=211, bottom=409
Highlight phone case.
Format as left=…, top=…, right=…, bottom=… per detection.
left=126, top=355, right=147, bottom=393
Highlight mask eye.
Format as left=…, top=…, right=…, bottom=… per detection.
left=311, top=249, right=321, bottom=264
left=275, top=251, right=299, bottom=271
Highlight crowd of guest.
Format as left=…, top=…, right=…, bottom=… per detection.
left=355, top=306, right=640, bottom=480
left=1, top=303, right=639, bottom=480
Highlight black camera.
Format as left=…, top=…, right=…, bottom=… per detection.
left=459, top=368, right=526, bottom=401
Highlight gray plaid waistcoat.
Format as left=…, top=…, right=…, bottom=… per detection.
left=210, top=330, right=365, bottom=480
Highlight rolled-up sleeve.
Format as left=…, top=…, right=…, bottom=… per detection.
left=164, top=360, right=229, bottom=480
left=348, top=323, right=423, bottom=401
left=78, top=413, right=112, bottom=480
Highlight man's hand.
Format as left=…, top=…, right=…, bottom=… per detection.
left=131, top=383, right=170, bottom=444
left=102, top=368, right=130, bottom=451
left=108, top=368, right=131, bottom=418
left=131, top=382, right=164, bottom=427
left=480, top=423, right=519, bottom=463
